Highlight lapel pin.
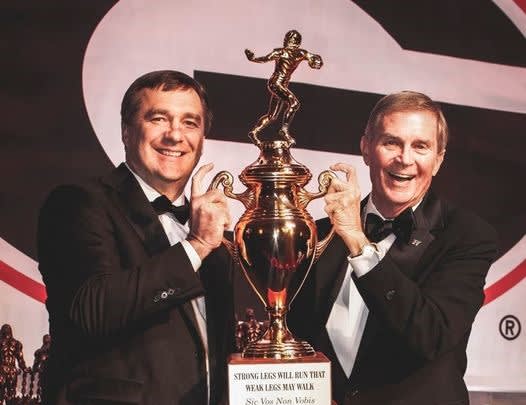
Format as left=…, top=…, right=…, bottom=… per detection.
left=410, top=239, right=422, bottom=246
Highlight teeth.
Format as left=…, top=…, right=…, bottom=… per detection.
left=389, top=172, right=414, bottom=180
left=159, top=150, right=183, bottom=157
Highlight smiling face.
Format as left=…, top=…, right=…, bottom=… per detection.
left=122, top=87, right=205, bottom=200
left=361, top=110, right=445, bottom=218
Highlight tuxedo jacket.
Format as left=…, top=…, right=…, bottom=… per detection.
left=37, top=164, right=235, bottom=405
left=289, top=192, right=497, bottom=405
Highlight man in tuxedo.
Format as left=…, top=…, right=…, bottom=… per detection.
left=289, top=91, right=497, bottom=404
left=37, top=70, right=234, bottom=404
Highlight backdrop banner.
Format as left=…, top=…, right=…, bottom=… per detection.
left=1, top=0, right=525, bottom=392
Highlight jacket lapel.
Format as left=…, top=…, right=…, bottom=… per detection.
left=385, top=191, right=444, bottom=279
left=102, top=163, right=170, bottom=256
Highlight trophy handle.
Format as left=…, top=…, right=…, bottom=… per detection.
left=314, top=228, right=335, bottom=262
left=208, top=170, right=256, bottom=210
left=297, top=170, right=336, bottom=208
left=208, top=170, right=256, bottom=260
left=297, top=170, right=337, bottom=261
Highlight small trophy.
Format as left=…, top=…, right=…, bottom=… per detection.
left=210, top=30, right=334, bottom=360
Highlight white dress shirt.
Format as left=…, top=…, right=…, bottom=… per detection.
left=325, top=197, right=396, bottom=378
left=126, top=165, right=210, bottom=403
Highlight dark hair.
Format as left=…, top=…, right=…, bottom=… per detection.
left=365, top=91, right=448, bottom=152
left=120, top=70, right=213, bottom=135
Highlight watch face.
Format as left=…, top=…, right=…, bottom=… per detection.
left=349, top=242, right=379, bottom=259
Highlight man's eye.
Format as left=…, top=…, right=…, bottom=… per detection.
left=151, top=116, right=167, bottom=123
left=184, top=120, right=199, bottom=128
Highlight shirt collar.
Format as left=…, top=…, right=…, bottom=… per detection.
left=364, top=196, right=386, bottom=220
left=125, top=163, right=185, bottom=206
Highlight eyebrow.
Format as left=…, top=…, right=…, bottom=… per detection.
left=378, top=132, right=431, bottom=144
left=377, top=132, right=399, bottom=140
left=144, top=108, right=171, bottom=119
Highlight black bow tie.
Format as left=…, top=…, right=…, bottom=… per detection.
left=365, top=208, right=415, bottom=243
left=151, top=195, right=190, bottom=224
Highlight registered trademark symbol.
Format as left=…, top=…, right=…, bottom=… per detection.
left=499, top=315, right=521, bottom=340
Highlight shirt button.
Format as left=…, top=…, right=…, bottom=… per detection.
left=168, top=288, right=175, bottom=295
left=385, top=289, right=396, bottom=300
left=161, top=291, right=168, bottom=299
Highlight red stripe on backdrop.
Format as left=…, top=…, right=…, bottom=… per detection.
left=514, top=0, right=526, bottom=14
left=0, top=257, right=525, bottom=307
left=0, top=260, right=47, bottom=304
left=483, top=259, right=526, bottom=305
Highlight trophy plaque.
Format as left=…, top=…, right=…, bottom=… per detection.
left=210, top=30, right=333, bottom=404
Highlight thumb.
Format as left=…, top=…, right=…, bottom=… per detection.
left=191, top=163, right=214, bottom=198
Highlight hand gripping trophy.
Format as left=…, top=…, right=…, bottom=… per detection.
left=210, top=30, right=334, bottom=359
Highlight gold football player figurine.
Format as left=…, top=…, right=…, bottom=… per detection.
left=245, top=30, right=323, bottom=147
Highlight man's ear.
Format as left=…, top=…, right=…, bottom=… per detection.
left=121, top=124, right=129, bottom=147
left=360, top=135, right=370, bottom=166
left=432, top=149, right=446, bottom=176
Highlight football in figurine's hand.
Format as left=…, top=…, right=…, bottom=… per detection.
left=245, top=49, right=254, bottom=60
left=309, top=54, right=323, bottom=69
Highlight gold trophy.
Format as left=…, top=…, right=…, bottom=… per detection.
left=210, top=30, right=334, bottom=359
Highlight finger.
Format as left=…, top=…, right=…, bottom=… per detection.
left=191, top=163, right=214, bottom=198
left=323, top=204, right=333, bottom=216
left=200, top=189, right=226, bottom=204
left=324, top=190, right=343, bottom=204
left=324, top=201, right=340, bottom=216
left=330, top=163, right=356, bottom=182
left=330, top=162, right=352, bottom=172
left=330, top=163, right=355, bottom=183
left=327, top=177, right=350, bottom=193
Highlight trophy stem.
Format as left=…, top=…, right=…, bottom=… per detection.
left=242, top=306, right=315, bottom=359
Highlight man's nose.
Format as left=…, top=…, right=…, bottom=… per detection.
left=397, top=145, right=414, bottom=165
left=163, top=123, right=183, bottom=142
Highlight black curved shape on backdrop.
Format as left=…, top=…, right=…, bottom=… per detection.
left=1, top=2, right=118, bottom=259
left=353, top=0, right=526, bottom=68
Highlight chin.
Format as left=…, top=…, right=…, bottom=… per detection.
left=384, top=190, right=415, bottom=206
left=160, top=173, right=186, bottom=183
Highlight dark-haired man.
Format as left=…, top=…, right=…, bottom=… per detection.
left=289, top=91, right=497, bottom=404
left=38, top=70, right=234, bottom=405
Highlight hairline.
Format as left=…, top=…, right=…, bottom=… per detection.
left=364, top=92, right=448, bottom=152
left=120, top=71, right=212, bottom=136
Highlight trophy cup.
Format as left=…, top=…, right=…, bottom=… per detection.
left=210, top=30, right=335, bottom=360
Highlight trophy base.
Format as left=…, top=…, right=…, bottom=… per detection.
left=228, top=352, right=332, bottom=405
left=242, top=339, right=316, bottom=359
